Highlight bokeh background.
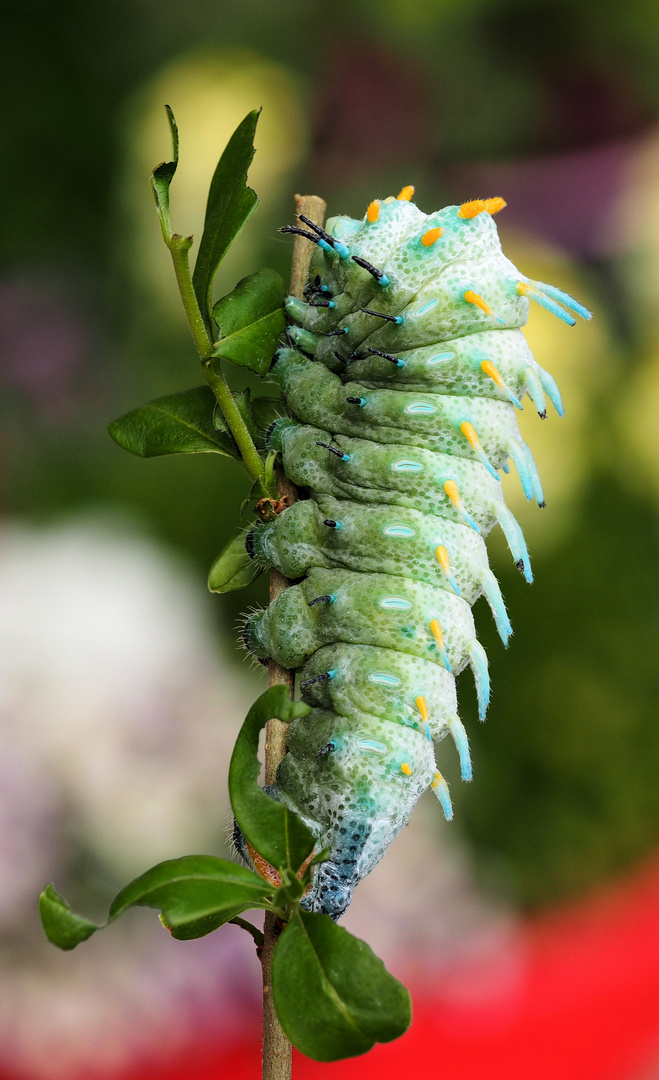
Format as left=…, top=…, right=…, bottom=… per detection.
left=3, top=0, right=659, bottom=1076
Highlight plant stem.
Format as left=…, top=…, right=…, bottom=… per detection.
left=167, top=233, right=267, bottom=489
left=261, top=194, right=326, bottom=1080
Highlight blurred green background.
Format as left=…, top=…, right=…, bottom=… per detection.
left=3, top=0, right=659, bottom=913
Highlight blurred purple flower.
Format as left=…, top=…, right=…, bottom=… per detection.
left=0, top=280, right=88, bottom=416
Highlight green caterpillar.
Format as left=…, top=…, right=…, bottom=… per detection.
left=241, top=191, right=591, bottom=918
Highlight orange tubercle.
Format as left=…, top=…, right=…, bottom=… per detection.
left=481, top=359, right=505, bottom=389
left=421, top=227, right=444, bottom=247
left=443, top=479, right=461, bottom=507
left=416, top=695, right=429, bottom=724
left=436, top=545, right=451, bottom=576
left=401, top=762, right=413, bottom=776
left=366, top=200, right=381, bottom=223
left=430, top=618, right=446, bottom=651
left=464, top=290, right=493, bottom=316
left=397, top=185, right=415, bottom=202
left=460, top=420, right=481, bottom=450
left=458, top=197, right=506, bottom=219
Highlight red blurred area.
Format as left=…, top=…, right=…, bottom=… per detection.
left=4, top=856, right=658, bottom=1080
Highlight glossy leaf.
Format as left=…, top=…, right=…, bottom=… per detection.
left=212, top=268, right=286, bottom=375
left=109, top=386, right=240, bottom=459
left=150, top=105, right=179, bottom=240
left=208, top=531, right=261, bottom=594
left=168, top=906, right=253, bottom=942
left=192, top=110, right=260, bottom=324
left=39, top=885, right=99, bottom=951
left=272, top=866, right=306, bottom=908
left=229, top=686, right=314, bottom=873
left=40, top=857, right=273, bottom=951
left=272, top=910, right=412, bottom=1061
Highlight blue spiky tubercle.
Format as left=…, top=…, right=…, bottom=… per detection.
left=242, top=191, right=591, bottom=918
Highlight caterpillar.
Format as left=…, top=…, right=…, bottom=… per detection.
left=241, top=190, right=591, bottom=919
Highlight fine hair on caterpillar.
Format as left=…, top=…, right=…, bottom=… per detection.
left=239, top=189, right=591, bottom=920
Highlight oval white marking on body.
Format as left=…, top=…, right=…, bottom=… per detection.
left=383, top=524, right=416, bottom=538
left=392, top=459, right=424, bottom=472
left=416, top=298, right=438, bottom=316
left=379, top=596, right=412, bottom=610
left=356, top=737, right=389, bottom=754
left=368, top=671, right=401, bottom=687
left=426, top=352, right=455, bottom=366
left=405, top=400, right=436, bottom=415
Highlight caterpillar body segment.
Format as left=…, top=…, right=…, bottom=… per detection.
left=248, top=498, right=510, bottom=641
left=277, top=706, right=436, bottom=917
left=243, top=195, right=589, bottom=919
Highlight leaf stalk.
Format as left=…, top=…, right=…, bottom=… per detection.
left=166, top=233, right=269, bottom=490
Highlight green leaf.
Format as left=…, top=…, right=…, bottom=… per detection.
left=272, top=910, right=412, bottom=1061
left=208, top=531, right=261, bottom=594
left=272, top=866, right=306, bottom=908
left=229, top=686, right=315, bottom=873
left=168, top=905, right=252, bottom=941
left=39, top=885, right=99, bottom=951
left=211, top=268, right=286, bottom=376
left=251, top=395, right=285, bottom=433
left=150, top=105, right=179, bottom=241
left=192, top=110, right=261, bottom=324
left=108, top=386, right=241, bottom=460
left=108, top=856, right=270, bottom=923
left=40, top=856, right=273, bottom=951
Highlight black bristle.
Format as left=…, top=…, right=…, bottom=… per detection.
left=333, top=350, right=349, bottom=364
left=351, top=254, right=385, bottom=281
left=245, top=530, right=257, bottom=560
left=323, top=518, right=338, bottom=528
left=325, top=328, right=349, bottom=338
left=280, top=225, right=320, bottom=243
left=298, top=215, right=337, bottom=248
left=300, top=671, right=333, bottom=688
left=316, top=441, right=346, bottom=460
left=346, top=396, right=364, bottom=405
left=308, top=299, right=333, bottom=308
left=360, top=308, right=401, bottom=324
left=308, top=594, right=333, bottom=607
left=366, top=347, right=402, bottom=365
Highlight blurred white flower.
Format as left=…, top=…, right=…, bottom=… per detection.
left=0, top=513, right=260, bottom=1078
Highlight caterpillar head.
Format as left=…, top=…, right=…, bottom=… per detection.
left=276, top=708, right=434, bottom=919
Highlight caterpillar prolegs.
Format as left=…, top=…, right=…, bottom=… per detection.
left=242, top=192, right=591, bottom=919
